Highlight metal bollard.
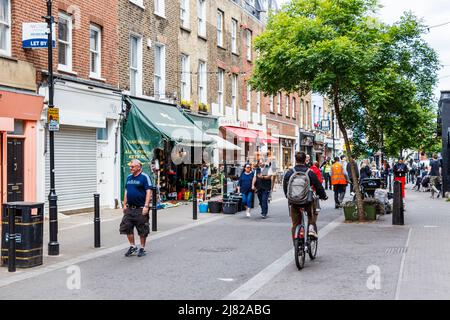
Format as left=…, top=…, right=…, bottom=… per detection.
left=94, top=194, right=101, bottom=248
left=193, top=182, right=198, bottom=220
left=8, top=205, right=16, bottom=272
left=392, top=181, right=404, bottom=225
left=151, top=186, right=157, bottom=231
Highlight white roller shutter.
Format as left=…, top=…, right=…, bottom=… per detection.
left=45, top=125, right=97, bottom=213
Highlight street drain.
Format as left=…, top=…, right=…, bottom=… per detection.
left=199, top=247, right=235, bottom=253
left=385, top=247, right=408, bottom=254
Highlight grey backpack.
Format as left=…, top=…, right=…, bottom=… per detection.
left=287, top=168, right=311, bottom=205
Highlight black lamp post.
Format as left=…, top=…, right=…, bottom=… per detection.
left=44, top=0, right=59, bottom=255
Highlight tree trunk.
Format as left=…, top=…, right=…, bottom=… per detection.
left=333, top=93, right=365, bottom=221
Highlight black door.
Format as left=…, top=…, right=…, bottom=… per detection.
left=7, top=138, right=24, bottom=202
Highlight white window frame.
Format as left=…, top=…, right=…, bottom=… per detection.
left=277, top=92, right=281, bottom=114
left=292, top=97, right=296, bottom=118
left=0, top=0, right=11, bottom=56
left=180, top=54, right=190, bottom=101
left=217, top=10, right=224, bottom=47
left=154, top=0, right=165, bottom=18
left=232, top=74, right=238, bottom=120
left=180, top=0, right=190, bottom=29
left=231, top=19, right=238, bottom=54
left=197, top=0, right=206, bottom=37
left=58, top=12, right=73, bottom=72
left=246, top=29, right=252, bottom=61
left=256, top=92, right=261, bottom=123
left=198, top=60, right=207, bottom=104
left=129, top=34, right=143, bottom=97
left=285, top=95, right=290, bottom=117
left=89, top=24, right=102, bottom=79
left=247, top=84, right=252, bottom=122
left=154, top=43, right=166, bottom=99
left=217, top=68, right=225, bottom=115
left=300, top=99, right=304, bottom=128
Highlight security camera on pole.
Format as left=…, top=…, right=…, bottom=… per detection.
left=44, top=0, right=59, bottom=256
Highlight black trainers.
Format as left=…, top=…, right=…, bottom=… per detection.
left=137, top=248, right=146, bottom=257
left=125, top=246, right=137, bottom=257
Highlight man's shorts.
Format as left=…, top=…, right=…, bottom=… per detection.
left=119, top=208, right=150, bottom=237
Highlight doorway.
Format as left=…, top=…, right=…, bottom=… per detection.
left=7, top=138, right=24, bottom=202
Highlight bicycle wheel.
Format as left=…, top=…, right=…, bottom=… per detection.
left=294, top=231, right=306, bottom=270
left=308, top=224, right=318, bottom=260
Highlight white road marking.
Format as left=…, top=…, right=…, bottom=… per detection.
left=395, top=227, right=412, bottom=300
left=224, top=216, right=343, bottom=300
left=218, top=278, right=235, bottom=282
left=0, top=215, right=226, bottom=288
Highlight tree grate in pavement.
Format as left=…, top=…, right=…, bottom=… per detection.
left=385, top=247, right=408, bottom=255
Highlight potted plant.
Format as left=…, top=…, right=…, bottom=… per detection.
left=198, top=102, right=209, bottom=114
left=180, top=100, right=192, bottom=110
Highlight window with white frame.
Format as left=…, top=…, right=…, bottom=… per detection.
left=285, top=95, right=290, bottom=117
left=197, top=0, right=206, bottom=37
left=0, top=0, right=11, bottom=56
left=58, top=12, right=72, bottom=71
left=155, top=0, right=165, bottom=17
left=231, top=19, right=238, bottom=54
left=89, top=25, right=101, bottom=78
left=247, top=84, right=252, bottom=121
left=231, top=74, right=238, bottom=120
left=129, top=34, right=142, bottom=96
left=269, top=95, right=274, bottom=113
left=217, top=68, right=224, bottom=114
left=180, top=0, right=189, bottom=29
left=277, top=92, right=281, bottom=114
left=181, top=54, right=190, bottom=101
left=154, top=44, right=166, bottom=98
left=246, top=29, right=252, bottom=61
left=198, top=60, right=207, bottom=104
left=217, top=10, right=224, bottom=47
left=256, top=92, right=261, bottom=123
left=292, top=97, right=296, bottom=118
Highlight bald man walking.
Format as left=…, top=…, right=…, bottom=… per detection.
left=120, top=159, right=153, bottom=257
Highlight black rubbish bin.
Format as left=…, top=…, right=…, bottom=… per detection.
left=1, top=202, right=44, bottom=268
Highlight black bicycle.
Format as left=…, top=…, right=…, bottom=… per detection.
left=293, top=206, right=318, bottom=270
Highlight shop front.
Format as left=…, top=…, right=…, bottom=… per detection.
left=299, top=130, right=315, bottom=157
left=0, top=89, right=44, bottom=218
left=122, top=97, right=224, bottom=205
left=313, top=133, right=325, bottom=163
left=37, top=80, right=122, bottom=213
left=267, top=120, right=297, bottom=171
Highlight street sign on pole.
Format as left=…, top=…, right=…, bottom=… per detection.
left=47, top=107, right=60, bottom=131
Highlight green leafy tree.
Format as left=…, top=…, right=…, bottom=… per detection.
left=251, top=0, right=439, bottom=221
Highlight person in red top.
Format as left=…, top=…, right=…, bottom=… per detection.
left=310, top=161, right=324, bottom=214
left=310, top=161, right=323, bottom=185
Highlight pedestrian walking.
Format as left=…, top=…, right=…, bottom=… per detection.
left=429, top=154, right=442, bottom=198
left=331, top=156, right=348, bottom=208
left=321, top=158, right=332, bottom=190
left=393, top=157, right=408, bottom=198
left=237, top=163, right=256, bottom=217
left=255, top=159, right=273, bottom=219
left=120, top=159, right=153, bottom=257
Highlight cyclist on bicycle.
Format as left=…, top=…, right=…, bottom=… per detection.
left=283, top=152, right=328, bottom=239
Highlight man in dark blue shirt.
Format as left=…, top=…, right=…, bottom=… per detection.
left=120, top=159, right=153, bottom=257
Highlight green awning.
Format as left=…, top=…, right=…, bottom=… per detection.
left=127, top=97, right=213, bottom=146
left=186, top=113, right=219, bottom=135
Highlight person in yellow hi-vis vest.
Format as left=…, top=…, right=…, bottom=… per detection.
left=331, top=157, right=348, bottom=209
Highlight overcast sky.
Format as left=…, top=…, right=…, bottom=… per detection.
left=276, top=0, right=450, bottom=101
